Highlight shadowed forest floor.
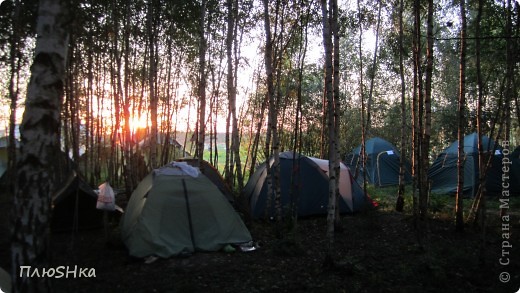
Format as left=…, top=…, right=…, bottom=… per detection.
left=1, top=192, right=519, bottom=292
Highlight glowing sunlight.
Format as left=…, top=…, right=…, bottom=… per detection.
left=129, top=114, right=148, bottom=133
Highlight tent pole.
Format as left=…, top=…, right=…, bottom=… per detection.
left=182, top=179, right=196, bottom=251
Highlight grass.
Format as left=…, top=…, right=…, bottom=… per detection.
left=365, top=184, right=520, bottom=218
left=202, top=144, right=256, bottom=183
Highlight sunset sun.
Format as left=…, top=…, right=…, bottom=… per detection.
left=129, top=115, right=148, bottom=132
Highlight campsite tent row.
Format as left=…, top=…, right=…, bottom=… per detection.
left=121, top=155, right=373, bottom=258
left=344, top=134, right=520, bottom=197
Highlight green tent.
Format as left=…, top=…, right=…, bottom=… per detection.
left=345, top=137, right=412, bottom=187
left=0, top=267, right=10, bottom=293
left=428, top=133, right=507, bottom=197
left=121, top=162, right=252, bottom=258
left=178, top=158, right=234, bottom=202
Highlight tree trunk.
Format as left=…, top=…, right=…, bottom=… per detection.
left=7, top=0, right=22, bottom=186
left=289, top=5, right=309, bottom=223
left=320, top=94, right=327, bottom=159
left=87, top=47, right=95, bottom=183
left=262, top=0, right=281, bottom=222
left=455, top=0, right=467, bottom=233
left=248, top=69, right=267, bottom=179
left=473, top=0, right=487, bottom=257
left=395, top=0, right=406, bottom=212
left=420, top=0, right=434, bottom=221
left=331, top=0, right=342, bottom=230
left=357, top=0, right=368, bottom=205
left=365, top=0, right=382, bottom=134
left=500, top=0, right=514, bottom=218
left=197, top=0, right=207, bottom=166
left=271, top=0, right=285, bottom=223
left=411, top=0, right=422, bottom=225
left=148, top=0, right=158, bottom=169
left=262, top=0, right=273, bottom=206
left=161, top=41, right=174, bottom=165
left=11, top=0, right=69, bottom=291
left=227, top=0, right=244, bottom=191
left=321, top=0, right=337, bottom=264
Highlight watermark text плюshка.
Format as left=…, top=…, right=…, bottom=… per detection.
left=19, top=265, right=96, bottom=279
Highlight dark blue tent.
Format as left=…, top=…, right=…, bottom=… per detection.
left=52, top=172, right=104, bottom=232
left=244, top=152, right=372, bottom=219
left=428, top=133, right=507, bottom=197
left=345, top=137, right=412, bottom=187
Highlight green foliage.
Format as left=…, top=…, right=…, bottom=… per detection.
left=366, top=184, right=416, bottom=214
left=428, top=195, right=448, bottom=214
left=2, top=0, right=519, bottom=198
left=361, top=183, right=508, bottom=219
left=0, top=0, right=38, bottom=46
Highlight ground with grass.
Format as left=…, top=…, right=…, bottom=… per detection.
left=1, top=188, right=519, bottom=292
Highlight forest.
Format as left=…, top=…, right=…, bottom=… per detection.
left=0, top=0, right=519, bottom=292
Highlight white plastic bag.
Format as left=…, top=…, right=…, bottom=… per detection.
left=97, top=181, right=115, bottom=211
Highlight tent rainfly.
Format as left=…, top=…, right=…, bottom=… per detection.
left=177, top=158, right=234, bottom=203
left=345, top=137, right=412, bottom=187
left=0, top=150, right=105, bottom=232
left=428, top=133, right=512, bottom=197
left=244, top=151, right=373, bottom=219
left=120, top=162, right=252, bottom=258
left=51, top=171, right=104, bottom=232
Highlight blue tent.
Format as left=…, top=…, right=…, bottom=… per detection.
left=428, top=133, right=506, bottom=197
left=345, top=137, right=412, bottom=187
left=244, top=152, right=372, bottom=219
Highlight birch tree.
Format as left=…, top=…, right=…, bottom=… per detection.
left=474, top=0, right=487, bottom=255
left=365, top=0, right=382, bottom=134
left=148, top=0, right=159, bottom=169
left=321, top=0, right=341, bottom=265
left=11, top=0, right=70, bottom=291
left=226, top=0, right=244, bottom=190
left=357, top=0, right=368, bottom=203
left=411, top=0, right=422, bottom=225
left=262, top=0, right=281, bottom=222
left=455, top=0, right=467, bottom=232
left=7, top=0, right=23, bottom=185
left=395, top=0, right=406, bottom=212
left=331, top=0, right=341, bottom=228
left=420, top=0, right=434, bottom=221
left=197, top=0, right=207, bottom=165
